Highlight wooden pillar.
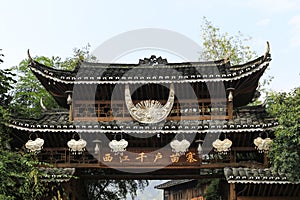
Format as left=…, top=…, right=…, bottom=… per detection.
left=229, top=183, right=237, bottom=200
left=230, top=150, right=236, bottom=163
left=263, top=152, right=269, bottom=167
left=227, top=88, right=235, bottom=120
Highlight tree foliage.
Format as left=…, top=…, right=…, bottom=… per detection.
left=203, top=179, right=221, bottom=200
left=11, top=46, right=91, bottom=118
left=9, top=46, right=148, bottom=199
left=84, top=179, right=148, bottom=200
left=199, top=17, right=256, bottom=65
left=267, top=87, right=300, bottom=181
left=11, top=57, right=59, bottom=118
left=0, top=50, right=46, bottom=200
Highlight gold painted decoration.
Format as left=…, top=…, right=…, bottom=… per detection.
left=125, top=83, right=175, bottom=124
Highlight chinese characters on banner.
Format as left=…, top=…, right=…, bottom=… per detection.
left=100, top=150, right=200, bottom=165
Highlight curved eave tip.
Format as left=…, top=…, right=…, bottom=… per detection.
left=265, top=41, right=270, bottom=55
left=27, top=49, right=35, bottom=65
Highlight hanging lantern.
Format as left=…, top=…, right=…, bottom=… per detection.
left=109, top=135, right=128, bottom=155
left=93, top=139, right=102, bottom=155
left=25, top=134, right=44, bottom=153
left=67, top=134, right=87, bottom=155
left=254, top=136, right=272, bottom=153
left=212, top=138, right=232, bottom=154
left=195, top=139, right=204, bottom=155
left=170, top=134, right=190, bottom=155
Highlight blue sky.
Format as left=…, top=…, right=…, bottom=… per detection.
left=1, top=0, right=300, bottom=92
left=1, top=1, right=300, bottom=198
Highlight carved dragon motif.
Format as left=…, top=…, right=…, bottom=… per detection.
left=125, top=83, right=175, bottom=124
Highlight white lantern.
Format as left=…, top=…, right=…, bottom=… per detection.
left=212, top=138, right=232, bottom=154
left=67, top=135, right=87, bottom=155
left=25, top=137, right=44, bottom=153
left=254, top=136, right=272, bottom=153
left=170, top=138, right=190, bottom=155
left=109, top=138, right=128, bottom=155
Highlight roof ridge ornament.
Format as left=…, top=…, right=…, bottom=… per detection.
left=138, top=55, right=168, bottom=65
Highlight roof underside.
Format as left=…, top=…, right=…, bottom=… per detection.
left=155, top=179, right=194, bottom=189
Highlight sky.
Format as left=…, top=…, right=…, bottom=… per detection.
left=1, top=0, right=300, bottom=92
left=1, top=0, right=300, bottom=199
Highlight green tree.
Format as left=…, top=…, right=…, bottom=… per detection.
left=199, top=17, right=256, bottom=65
left=203, top=179, right=221, bottom=200
left=199, top=17, right=273, bottom=103
left=0, top=49, right=46, bottom=200
left=267, top=87, right=300, bottom=181
left=11, top=46, right=91, bottom=118
left=84, top=179, right=148, bottom=200
left=10, top=47, right=148, bottom=199
left=11, top=56, right=59, bottom=118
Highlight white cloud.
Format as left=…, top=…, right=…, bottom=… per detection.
left=256, top=18, right=271, bottom=26
left=288, top=15, right=300, bottom=47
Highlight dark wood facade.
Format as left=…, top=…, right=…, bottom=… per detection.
left=155, top=180, right=207, bottom=200
left=8, top=44, right=300, bottom=199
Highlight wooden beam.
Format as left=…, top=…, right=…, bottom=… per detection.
left=231, top=147, right=256, bottom=151
left=74, top=115, right=230, bottom=122
left=74, top=98, right=228, bottom=104
left=51, top=162, right=263, bottom=169
left=78, top=173, right=223, bottom=180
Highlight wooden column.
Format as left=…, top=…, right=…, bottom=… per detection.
left=229, top=183, right=237, bottom=200
left=230, top=150, right=236, bottom=163
left=263, top=152, right=269, bottom=167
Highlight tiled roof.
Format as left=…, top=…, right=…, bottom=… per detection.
left=9, top=105, right=277, bottom=133
left=224, top=167, right=298, bottom=184
left=155, top=179, right=193, bottom=189
left=29, top=54, right=271, bottom=84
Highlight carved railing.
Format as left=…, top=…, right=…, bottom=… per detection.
left=72, top=99, right=230, bottom=121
